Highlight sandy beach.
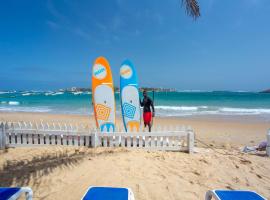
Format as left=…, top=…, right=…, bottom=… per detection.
left=1, top=147, right=270, bottom=200
left=0, top=112, right=270, bottom=199
left=0, top=112, right=269, bottom=148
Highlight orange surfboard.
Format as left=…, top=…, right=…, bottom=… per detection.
left=92, top=57, right=116, bottom=132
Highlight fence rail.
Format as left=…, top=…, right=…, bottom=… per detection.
left=0, top=121, right=194, bottom=153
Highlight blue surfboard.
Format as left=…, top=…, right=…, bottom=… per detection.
left=120, top=60, right=141, bottom=132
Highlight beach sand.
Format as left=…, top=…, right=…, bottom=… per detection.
left=1, top=147, right=270, bottom=200
left=0, top=112, right=270, bottom=199
left=0, top=112, right=269, bottom=148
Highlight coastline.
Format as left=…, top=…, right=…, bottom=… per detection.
left=0, top=111, right=269, bottom=148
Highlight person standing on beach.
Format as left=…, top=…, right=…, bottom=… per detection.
left=140, top=90, right=155, bottom=132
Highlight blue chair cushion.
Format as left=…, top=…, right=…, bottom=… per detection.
left=0, top=187, right=21, bottom=200
left=82, top=187, right=129, bottom=200
left=215, top=190, right=265, bottom=200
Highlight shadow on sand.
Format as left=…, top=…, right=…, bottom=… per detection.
left=0, top=150, right=88, bottom=187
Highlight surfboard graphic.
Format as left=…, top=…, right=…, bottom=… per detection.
left=120, top=60, right=140, bottom=132
left=92, top=57, right=116, bottom=132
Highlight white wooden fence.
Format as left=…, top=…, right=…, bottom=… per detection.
left=0, top=121, right=194, bottom=153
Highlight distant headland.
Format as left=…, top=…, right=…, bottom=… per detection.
left=260, top=89, right=270, bottom=93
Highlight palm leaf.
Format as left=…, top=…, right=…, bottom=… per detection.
left=182, top=0, right=200, bottom=19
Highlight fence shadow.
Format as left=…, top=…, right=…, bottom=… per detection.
left=0, top=150, right=87, bottom=187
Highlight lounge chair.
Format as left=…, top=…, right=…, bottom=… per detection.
left=0, top=187, right=33, bottom=200
left=81, top=186, right=135, bottom=200
left=205, top=190, right=266, bottom=200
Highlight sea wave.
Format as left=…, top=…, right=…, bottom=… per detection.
left=22, top=93, right=31, bottom=96
left=0, top=106, right=52, bottom=113
left=45, top=92, right=64, bottom=96
left=155, top=106, right=203, bottom=111
left=72, top=92, right=83, bottom=95
left=220, top=107, right=270, bottom=114
left=1, top=101, right=270, bottom=117
left=1, top=101, right=20, bottom=105
left=8, top=101, right=20, bottom=105
left=0, top=91, right=16, bottom=94
left=154, top=105, right=270, bottom=117
left=21, top=91, right=42, bottom=96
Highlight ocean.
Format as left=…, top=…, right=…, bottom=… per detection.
left=0, top=91, right=270, bottom=120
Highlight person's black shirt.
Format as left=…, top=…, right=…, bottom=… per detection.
left=140, top=97, right=155, bottom=113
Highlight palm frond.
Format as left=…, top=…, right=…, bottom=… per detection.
left=182, top=0, right=200, bottom=20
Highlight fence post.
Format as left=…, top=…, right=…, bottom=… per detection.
left=0, top=123, right=3, bottom=149
left=0, top=122, right=7, bottom=149
left=267, top=129, right=270, bottom=157
left=187, top=128, right=194, bottom=153
left=91, top=130, right=99, bottom=148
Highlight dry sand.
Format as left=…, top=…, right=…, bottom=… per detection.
left=0, top=112, right=270, bottom=199
left=0, top=147, right=269, bottom=200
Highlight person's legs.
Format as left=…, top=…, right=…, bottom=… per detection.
left=148, top=124, right=151, bottom=132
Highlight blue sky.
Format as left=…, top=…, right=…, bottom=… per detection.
left=0, top=0, right=269, bottom=91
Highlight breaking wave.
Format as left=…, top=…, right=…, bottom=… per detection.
left=155, top=105, right=270, bottom=117
left=1, top=101, right=20, bottom=106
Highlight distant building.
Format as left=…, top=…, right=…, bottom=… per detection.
left=71, top=87, right=77, bottom=92
left=60, top=86, right=176, bottom=93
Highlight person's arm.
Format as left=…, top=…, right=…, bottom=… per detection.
left=150, top=99, right=155, bottom=116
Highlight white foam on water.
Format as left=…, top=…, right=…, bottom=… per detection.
left=154, top=105, right=270, bottom=117
left=71, top=92, right=91, bottom=95
left=155, top=106, right=207, bottom=111
left=1, top=101, right=20, bottom=106
left=52, top=92, right=64, bottom=95
left=22, top=93, right=31, bottom=96
left=45, top=92, right=53, bottom=96
left=219, top=107, right=270, bottom=115
left=20, top=91, right=42, bottom=96
left=45, top=92, right=64, bottom=96
left=8, top=101, right=20, bottom=105
left=0, top=106, right=52, bottom=113
left=0, top=91, right=17, bottom=94
left=72, top=92, right=83, bottom=95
